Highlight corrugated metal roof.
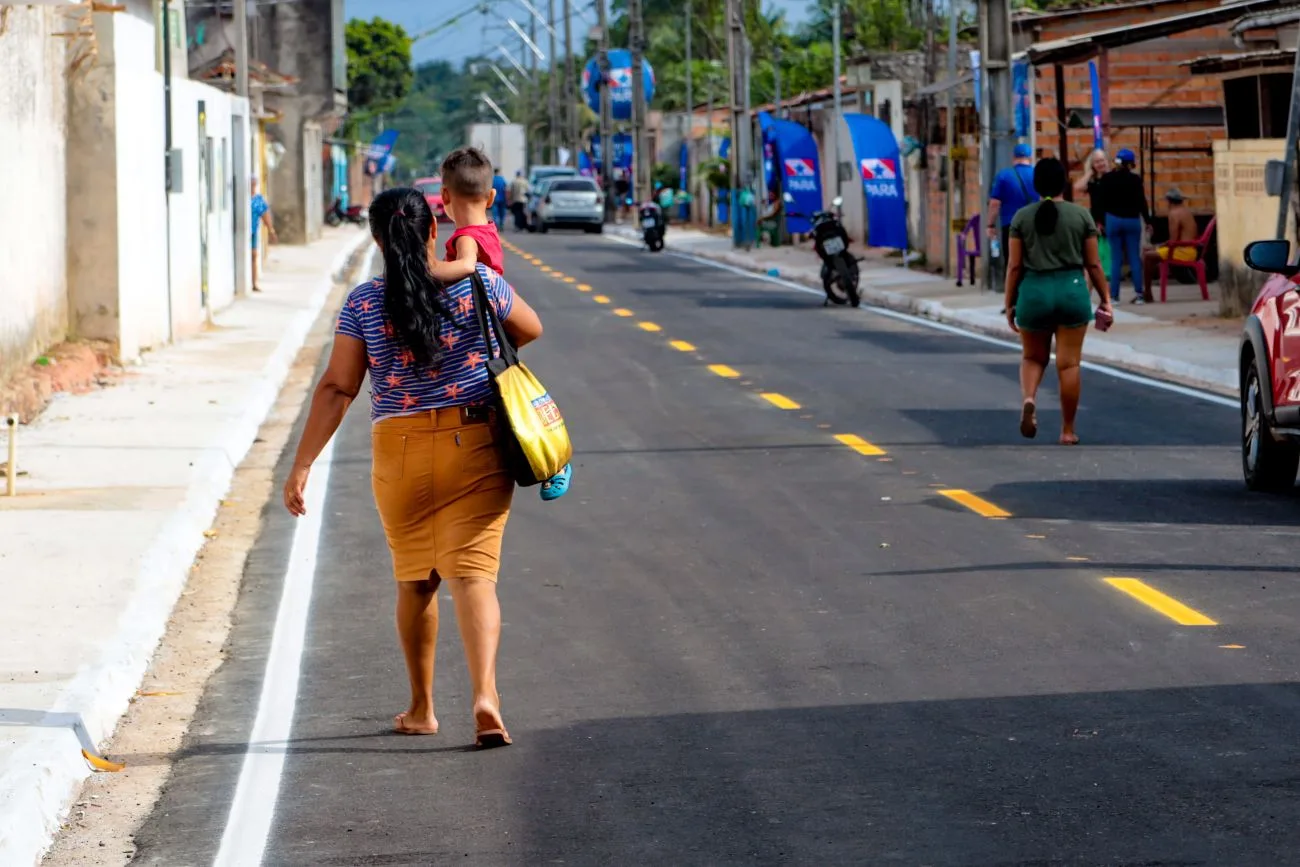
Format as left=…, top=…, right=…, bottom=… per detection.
left=1024, top=0, right=1289, bottom=65
left=1183, top=47, right=1297, bottom=72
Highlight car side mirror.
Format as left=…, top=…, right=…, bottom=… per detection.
left=1243, top=239, right=1300, bottom=277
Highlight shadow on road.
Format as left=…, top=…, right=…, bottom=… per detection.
left=497, top=684, right=1300, bottom=864
left=898, top=407, right=1235, bottom=448
left=977, top=478, right=1300, bottom=525
left=838, top=328, right=1001, bottom=355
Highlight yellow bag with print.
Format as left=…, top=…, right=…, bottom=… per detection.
left=471, top=271, right=572, bottom=486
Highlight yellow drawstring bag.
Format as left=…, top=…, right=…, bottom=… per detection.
left=471, top=271, right=572, bottom=486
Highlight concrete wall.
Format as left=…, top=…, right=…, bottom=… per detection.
left=0, top=8, right=69, bottom=380
left=168, top=79, right=245, bottom=337
left=1213, top=138, right=1294, bottom=316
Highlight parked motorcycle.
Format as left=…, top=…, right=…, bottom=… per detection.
left=639, top=201, right=665, bottom=252
left=785, top=193, right=862, bottom=307
left=325, top=198, right=367, bottom=227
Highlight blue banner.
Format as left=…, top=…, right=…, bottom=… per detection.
left=581, top=50, right=655, bottom=121
left=759, top=111, right=822, bottom=235
left=1013, top=60, right=1031, bottom=138
left=1089, top=61, right=1104, bottom=150
left=590, top=133, right=633, bottom=173
left=844, top=113, right=908, bottom=250
left=578, top=150, right=594, bottom=177
left=364, top=129, right=398, bottom=176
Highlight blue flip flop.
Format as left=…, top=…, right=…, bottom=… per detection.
left=540, top=463, right=572, bottom=501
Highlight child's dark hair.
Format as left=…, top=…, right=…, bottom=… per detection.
left=440, top=147, right=495, bottom=199
left=1032, top=157, right=1067, bottom=236
left=367, top=187, right=455, bottom=368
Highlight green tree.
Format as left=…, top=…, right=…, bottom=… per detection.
left=346, top=17, right=414, bottom=120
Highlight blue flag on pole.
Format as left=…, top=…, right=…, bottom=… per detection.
left=760, top=112, right=823, bottom=235
left=843, top=113, right=908, bottom=250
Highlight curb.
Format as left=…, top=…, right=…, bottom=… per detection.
left=0, top=230, right=371, bottom=867
left=613, top=226, right=1237, bottom=398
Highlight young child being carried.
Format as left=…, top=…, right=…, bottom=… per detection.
left=431, top=147, right=507, bottom=282
left=432, top=147, right=572, bottom=502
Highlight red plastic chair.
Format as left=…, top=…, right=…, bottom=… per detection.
left=1158, top=217, right=1216, bottom=302
left=954, top=215, right=980, bottom=287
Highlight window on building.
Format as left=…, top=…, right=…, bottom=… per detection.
left=1224, top=72, right=1294, bottom=140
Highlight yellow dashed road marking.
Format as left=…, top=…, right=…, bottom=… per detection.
left=593, top=295, right=611, bottom=304
left=577, top=283, right=593, bottom=292
left=540, top=266, right=554, bottom=273
left=708, top=364, right=740, bottom=379
left=834, top=434, right=886, bottom=456
left=938, top=489, right=1011, bottom=519
left=613, top=308, right=634, bottom=317
left=638, top=322, right=662, bottom=332
left=761, top=393, right=801, bottom=410
left=670, top=340, right=696, bottom=351
left=563, top=277, right=577, bottom=284
left=1103, top=577, right=1217, bottom=626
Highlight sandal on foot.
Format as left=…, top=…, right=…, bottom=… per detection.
left=1019, top=401, right=1038, bottom=439
left=540, top=463, right=572, bottom=501
left=474, top=727, right=512, bottom=749
left=1059, top=433, right=1080, bottom=446
left=394, top=712, right=439, bottom=735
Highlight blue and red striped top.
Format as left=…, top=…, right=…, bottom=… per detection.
left=336, top=263, right=516, bottom=422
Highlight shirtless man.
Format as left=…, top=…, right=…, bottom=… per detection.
left=1144, top=188, right=1200, bottom=299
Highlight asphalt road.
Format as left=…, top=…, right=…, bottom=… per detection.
left=133, top=229, right=1300, bottom=866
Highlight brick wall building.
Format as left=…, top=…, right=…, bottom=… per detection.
left=1020, top=0, right=1242, bottom=219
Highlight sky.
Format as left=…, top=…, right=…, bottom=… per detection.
left=345, top=0, right=814, bottom=69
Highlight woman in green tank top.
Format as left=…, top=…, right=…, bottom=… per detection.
left=1004, top=157, right=1113, bottom=445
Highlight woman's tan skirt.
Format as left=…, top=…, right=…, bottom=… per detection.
left=371, top=407, right=514, bottom=582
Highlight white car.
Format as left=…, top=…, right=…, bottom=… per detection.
left=533, top=177, right=604, bottom=234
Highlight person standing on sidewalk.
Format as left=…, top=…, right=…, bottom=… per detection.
left=283, top=186, right=544, bottom=749
left=1073, top=148, right=1111, bottom=297
left=250, top=178, right=276, bottom=293
left=1096, top=148, right=1152, bottom=304
left=1004, top=157, right=1113, bottom=446
left=491, top=167, right=509, bottom=230
left=988, top=143, right=1040, bottom=288
left=508, top=170, right=530, bottom=231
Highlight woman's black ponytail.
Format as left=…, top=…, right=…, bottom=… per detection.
left=1031, top=157, right=1067, bottom=236
left=368, top=187, right=454, bottom=368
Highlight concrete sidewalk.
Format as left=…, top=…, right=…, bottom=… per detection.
left=614, top=225, right=1240, bottom=396
left=0, top=227, right=371, bottom=865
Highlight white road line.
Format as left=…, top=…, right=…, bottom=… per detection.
left=604, top=234, right=1237, bottom=410
left=213, top=437, right=335, bottom=867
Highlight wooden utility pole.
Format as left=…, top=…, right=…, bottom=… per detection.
left=548, top=0, right=559, bottom=162
left=831, top=0, right=843, bottom=196
left=629, top=0, right=649, bottom=203
left=979, top=0, right=1014, bottom=290
left=597, top=0, right=614, bottom=219
left=563, top=0, right=578, bottom=164
left=684, top=0, right=693, bottom=217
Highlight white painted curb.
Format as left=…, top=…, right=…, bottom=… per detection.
left=613, top=225, right=1236, bottom=397
left=0, top=230, right=372, bottom=867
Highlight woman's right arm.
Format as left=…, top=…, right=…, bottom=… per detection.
left=1004, top=236, right=1024, bottom=333
left=284, top=333, right=367, bottom=515
left=1083, top=236, right=1113, bottom=307
left=503, top=291, right=543, bottom=347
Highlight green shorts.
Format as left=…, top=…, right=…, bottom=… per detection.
left=1015, top=269, right=1092, bottom=333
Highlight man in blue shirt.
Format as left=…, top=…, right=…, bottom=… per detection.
left=987, top=143, right=1039, bottom=273
left=491, top=168, right=509, bottom=229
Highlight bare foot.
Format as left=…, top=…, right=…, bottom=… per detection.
left=1059, top=432, right=1080, bottom=446
left=394, top=710, right=439, bottom=735
left=1019, top=399, right=1038, bottom=439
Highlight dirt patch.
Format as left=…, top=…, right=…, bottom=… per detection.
left=1172, top=312, right=1245, bottom=335
left=39, top=247, right=371, bottom=866
left=0, top=341, right=119, bottom=424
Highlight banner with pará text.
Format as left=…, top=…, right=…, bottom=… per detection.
left=843, top=113, right=908, bottom=251
left=758, top=112, right=823, bottom=236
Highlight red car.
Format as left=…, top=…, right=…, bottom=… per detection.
left=414, top=176, right=450, bottom=222
left=1240, top=238, right=1300, bottom=490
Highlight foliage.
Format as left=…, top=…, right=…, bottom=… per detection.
left=345, top=18, right=413, bottom=122
left=700, top=156, right=730, bottom=191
